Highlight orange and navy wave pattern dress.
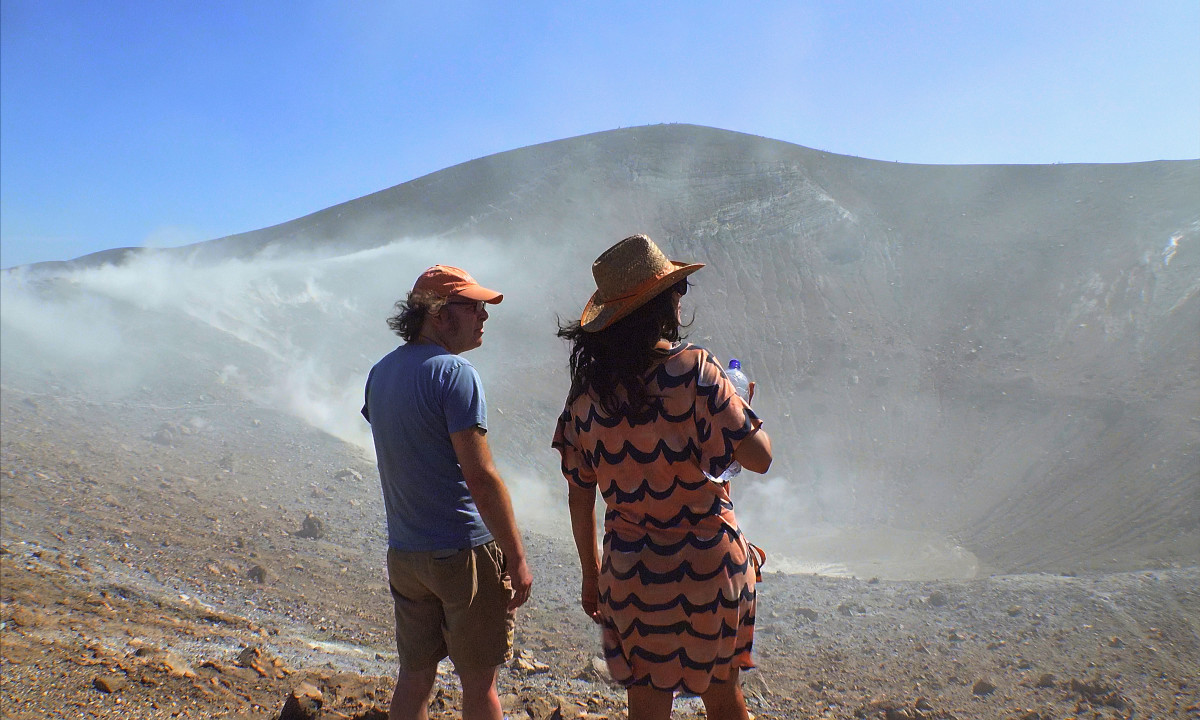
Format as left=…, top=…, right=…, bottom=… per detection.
left=552, top=343, right=762, bottom=693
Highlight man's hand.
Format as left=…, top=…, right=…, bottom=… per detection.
left=508, top=556, right=533, bottom=611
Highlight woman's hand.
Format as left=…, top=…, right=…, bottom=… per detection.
left=581, top=572, right=603, bottom=623
left=568, top=482, right=603, bottom=622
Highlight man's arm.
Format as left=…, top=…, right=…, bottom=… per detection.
left=450, top=426, right=533, bottom=611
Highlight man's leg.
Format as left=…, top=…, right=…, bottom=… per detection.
left=387, top=550, right=448, bottom=720
left=457, top=664, right=502, bottom=720
left=389, top=665, right=438, bottom=720
left=441, top=543, right=513, bottom=720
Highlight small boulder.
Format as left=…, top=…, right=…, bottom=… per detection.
left=579, top=656, right=613, bottom=684
left=279, top=690, right=322, bottom=720
left=971, top=678, right=997, bottom=695
left=93, top=673, right=128, bottom=693
left=294, top=513, right=326, bottom=539
left=525, top=696, right=563, bottom=720
left=836, top=602, right=864, bottom=616
left=237, top=645, right=290, bottom=679
left=8, top=607, right=48, bottom=628
left=511, top=649, right=550, bottom=675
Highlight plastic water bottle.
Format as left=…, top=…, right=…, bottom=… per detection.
left=726, top=358, right=751, bottom=402
left=717, top=358, right=751, bottom=483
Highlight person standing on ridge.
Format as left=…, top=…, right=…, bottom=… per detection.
left=363, top=265, right=533, bottom=720
left=553, top=235, right=772, bottom=720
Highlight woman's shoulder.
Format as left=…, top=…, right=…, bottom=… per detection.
left=668, top=341, right=706, bottom=360
left=648, top=343, right=723, bottom=391
left=667, top=342, right=721, bottom=370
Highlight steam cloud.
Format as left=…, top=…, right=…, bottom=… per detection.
left=1, top=236, right=978, bottom=579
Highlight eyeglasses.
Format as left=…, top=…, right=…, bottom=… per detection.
left=445, top=299, right=486, bottom=313
left=672, top=279, right=689, bottom=296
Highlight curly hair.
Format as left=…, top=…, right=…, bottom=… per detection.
left=557, top=287, right=689, bottom=418
left=387, top=290, right=448, bottom=342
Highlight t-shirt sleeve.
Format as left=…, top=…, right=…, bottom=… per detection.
left=552, top=406, right=597, bottom=489
left=694, top=349, right=761, bottom=477
left=442, top=360, right=487, bottom=434
left=361, top=366, right=374, bottom=423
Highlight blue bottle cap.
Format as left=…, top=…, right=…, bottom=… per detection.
left=729, top=358, right=741, bottom=370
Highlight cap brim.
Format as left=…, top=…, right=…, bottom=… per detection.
left=455, top=286, right=504, bottom=303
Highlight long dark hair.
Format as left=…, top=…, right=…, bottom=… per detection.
left=557, top=288, right=688, bottom=417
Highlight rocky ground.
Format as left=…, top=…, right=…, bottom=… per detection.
left=2, top=382, right=1199, bottom=719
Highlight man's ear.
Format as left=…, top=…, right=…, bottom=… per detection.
left=426, top=306, right=447, bottom=329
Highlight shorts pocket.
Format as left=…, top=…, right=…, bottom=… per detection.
left=482, top=541, right=507, bottom=574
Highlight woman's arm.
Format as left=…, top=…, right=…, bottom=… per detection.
left=733, top=426, right=772, bottom=474
left=567, top=482, right=603, bottom=622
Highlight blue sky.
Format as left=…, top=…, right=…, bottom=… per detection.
left=2, top=1, right=1198, bottom=268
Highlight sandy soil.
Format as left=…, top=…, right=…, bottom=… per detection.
left=2, top=384, right=1198, bottom=719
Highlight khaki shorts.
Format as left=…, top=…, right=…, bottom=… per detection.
left=387, top=541, right=514, bottom=670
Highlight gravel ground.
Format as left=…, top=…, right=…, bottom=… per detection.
left=2, top=386, right=1198, bottom=719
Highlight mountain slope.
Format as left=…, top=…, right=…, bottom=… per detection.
left=7, top=124, right=1198, bottom=575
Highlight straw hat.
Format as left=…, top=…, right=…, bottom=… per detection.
left=580, top=234, right=704, bottom=332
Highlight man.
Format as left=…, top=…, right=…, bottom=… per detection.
left=362, top=265, right=533, bottom=720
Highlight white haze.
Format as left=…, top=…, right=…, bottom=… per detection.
left=0, top=238, right=977, bottom=579
left=0, top=238, right=591, bottom=535
left=3, top=238, right=558, bottom=449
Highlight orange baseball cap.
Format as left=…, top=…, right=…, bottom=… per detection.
left=412, top=265, right=503, bottom=303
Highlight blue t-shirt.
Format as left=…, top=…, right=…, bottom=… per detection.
left=363, top=343, right=493, bottom=551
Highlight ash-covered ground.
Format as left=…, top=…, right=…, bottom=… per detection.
left=2, top=380, right=1197, bottom=719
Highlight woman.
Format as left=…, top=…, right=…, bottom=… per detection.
left=552, top=234, right=772, bottom=720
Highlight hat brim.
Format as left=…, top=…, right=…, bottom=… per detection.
left=580, top=261, right=703, bottom=332
left=454, top=285, right=504, bottom=303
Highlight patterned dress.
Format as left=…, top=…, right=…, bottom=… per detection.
left=552, top=343, right=761, bottom=694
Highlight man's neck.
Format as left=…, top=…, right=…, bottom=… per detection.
left=413, top=334, right=443, bottom=348
left=413, top=330, right=461, bottom=354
